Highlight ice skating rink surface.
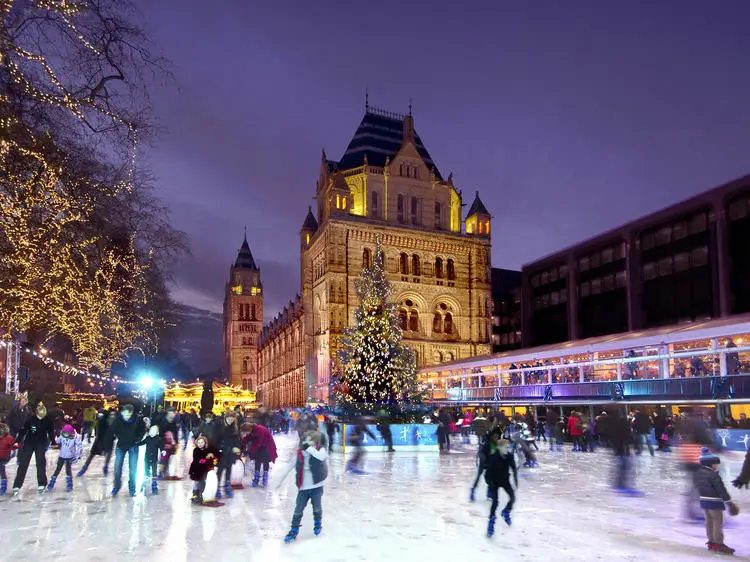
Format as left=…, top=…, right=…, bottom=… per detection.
left=2, top=434, right=750, bottom=561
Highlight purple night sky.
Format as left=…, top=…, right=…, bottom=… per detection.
left=136, top=0, right=750, bottom=320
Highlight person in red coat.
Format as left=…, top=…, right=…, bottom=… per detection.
left=567, top=411, right=584, bottom=452
left=241, top=421, right=277, bottom=488
left=0, top=423, right=20, bottom=494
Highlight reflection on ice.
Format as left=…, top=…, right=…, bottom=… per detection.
left=1, top=434, right=750, bottom=561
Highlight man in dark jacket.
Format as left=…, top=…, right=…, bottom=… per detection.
left=12, top=402, right=55, bottom=494
left=632, top=410, right=654, bottom=456
left=77, top=409, right=117, bottom=476
left=608, top=407, right=641, bottom=495
left=110, top=404, right=145, bottom=496
left=482, top=429, right=517, bottom=537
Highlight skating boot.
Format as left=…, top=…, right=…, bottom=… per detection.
left=65, top=476, right=73, bottom=492
left=151, top=478, right=159, bottom=495
left=47, top=476, right=57, bottom=491
left=129, top=486, right=136, bottom=497
left=0, top=479, right=6, bottom=495
left=716, top=544, right=735, bottom=555
left=191, top=492, right=202, bottom=504
left=501, top=509, right=512, bottom=526
left=314, top=518, right=322, bottom=536
left=261, top=471, right=269, bottom=488
left=707, top=541, right=717, bottom=551
left=102, top=466, right=109, bottom=476
left=76, top=467, right=87, bottom=477
left=251, top=471, right=260, bottom=487
left=12, top=487, right=20, bottom=496
left=486, top=487, right=492, bottom=500
left=223, top=481, right=234, bottom=498
left=469, top=489, right=476, bottom=502
left=487, top=516, right=496, bottom=537
left=215, top=485, right=222, bottom=499
left=111, top=486, right=120, bottom=497
left=37, top=485, right=45, bottom=493
left=284, top=527, right=299, bottom=544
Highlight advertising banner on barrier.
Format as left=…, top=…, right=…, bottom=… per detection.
left=322, top=423, right=439, bottom=452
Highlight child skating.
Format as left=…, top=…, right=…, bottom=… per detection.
left=189, top=434, right=220, bottom=504
left=482, top=431, right=518, bottom=537
left=693, top=448, right=738, bottom=554
left=0, top=423, right=19, bottom=494
left=47, top=425, right=82, bottom=491
left=277, top=429, right=328, bottom=543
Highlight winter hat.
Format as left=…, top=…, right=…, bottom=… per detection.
left=699, top=447, right=720, bottom=467
left=62, top=424, right=75, bottom=436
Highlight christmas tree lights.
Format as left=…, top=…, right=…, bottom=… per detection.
left=333, top=239, right=423, bottom=410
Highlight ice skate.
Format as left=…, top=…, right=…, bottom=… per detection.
left=487, top=515, right=496, bottom=537
left=0, top=479, right=7, bottom=495
left=76, top=467, right=86, bottom=477
left=251, top=471, right=260, bottom=487
left=65, top=476, right=73, bottom=492
left=46, top=476, right=56, bottom=491
left=501, top=509, right=512, bottom=526
left=129, top=485, right=136, bottom=497
left=716, top=544, right=735, bottom=555
left=314, top=518, right=322, bottom=536
left=469, top=488, right=476, bottom=502
left=223, top=481, right=234, bottom=498
left=151, top=479, right=159, bottom=495
left=261, top=471, right=269, bottom=488
left=284, top=526, right=299, bottom=543
left=111, top=486, right=120, bottom=497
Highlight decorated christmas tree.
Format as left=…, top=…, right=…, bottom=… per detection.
left=333, top=240, right=422, bottom=410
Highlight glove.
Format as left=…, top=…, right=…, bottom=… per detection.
left=727, top=501, right=740, bottom=516
left=732, top=478, right=748, bottom=489
left=301, top=442, right=310, bottom=450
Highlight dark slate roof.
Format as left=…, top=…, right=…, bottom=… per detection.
left=336, top=109, right=443, bottom=180
left=301, top=206, right=318, bottom=231
left=467, top=191, right=490, bottom=217
left=234, top=235, right=258, bottom=270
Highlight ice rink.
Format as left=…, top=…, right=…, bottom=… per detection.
left=2, top=434, right=750, bottom=561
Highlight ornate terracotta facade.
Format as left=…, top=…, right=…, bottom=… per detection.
left=254, top=106, right=493, bottom=408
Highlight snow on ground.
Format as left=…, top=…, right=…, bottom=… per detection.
left=2, top=434, right=750, bottom=562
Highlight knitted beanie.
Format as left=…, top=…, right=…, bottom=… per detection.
left=699, top=447, right=720, bottom=467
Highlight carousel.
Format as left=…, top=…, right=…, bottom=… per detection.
left=163, top=381, right=257, bottom=414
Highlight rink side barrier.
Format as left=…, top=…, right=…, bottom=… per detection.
left=318, top=423, right=439, bottom=453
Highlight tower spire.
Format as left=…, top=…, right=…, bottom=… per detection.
left=365, top=88, right=369, bottom=112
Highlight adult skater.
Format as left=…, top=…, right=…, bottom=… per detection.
left=608, top=407, right=642, bottom=496
left=7, top=393, right=32, bottom=439
left=376, top=417, right=395, bottom=453
left=215, top=411, right=241, bottom=499
left=346, top=418, right=375, bottom=474
left=242, top=421, right=278, bottom=487
left=324, top=416, right=339, bottom=451
left=12, top=402, right=55, bottom=495
left=483, top=430, right=518, bottom=537
left=156, top=407, right=179, bottom=477
left=110, top=404, right=146, bottom=497
left=77, top=409, right=116, bottom=477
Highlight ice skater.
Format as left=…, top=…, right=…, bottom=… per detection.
left=0, top=423, right=19, bottom=495
left=215, top=411, right=241, bottom=499
left=346, top=418, right=375, bottom=474
left=483, top=430, right=517, bottom=537
left=242, top=421, right=278, bottom=488
left=277, top=429, right=329, bottom=543
left=520, top=426, right=539, bottom=467
left=189, top=434, right=219, bottom=504
left=47, top=424, right=82, bottom=491
left=110, top=404, right=146, bottom=497
left=141, top=424, right=162, bottom=494
left=77, top=409, right=116, bottom=477
left=693, top=448, right=737, bottom=554
left=12, top=402, right=55, bottom=495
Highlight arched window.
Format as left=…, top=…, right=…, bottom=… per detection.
left=435, top=258, right=443, bottom=279
left=251, top=304, right=257, bottom=320
left=363, top=248, right=372, bottom=269
left=435, top=202, right=442, bottom=229
left=411, top=254, right=421, bottom=276
left=434, top=350, right=443, bottom=363
left=444, top=312, right=453, bottom=334
left=397, top=195, right=405, bottom=223
left=433, top=312, right=442, bottom=333
left=242, top=359, right=248, bottom=373
left=447, top=259, right=456, bottom=280
left=409, top=311, right=419, bottom=332
left=411, top=197, right=419, bottom=225
left=371, top=191, right=379, bottom=218
left=398, top=309, right=408, bottom=330
left=399, top=253, right=409, bottom=274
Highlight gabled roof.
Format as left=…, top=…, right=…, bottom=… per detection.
left=234, top=234, right=258, bottom=270
left=466, top=191, right=489, bottom=217
left=301, top=206, right=318, bottom=231
left=336, top=108, right=443, bottom=180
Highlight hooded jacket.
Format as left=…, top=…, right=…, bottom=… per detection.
left=693, top=465, right=731, bottom=510
left=56, top=434, right=82, bottom=460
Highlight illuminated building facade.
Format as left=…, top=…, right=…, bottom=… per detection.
left=222, top=234, right=263, bottom=389
left=163, top=381, right=256, bottom=414
left=257, top=104, right=493, bottom=408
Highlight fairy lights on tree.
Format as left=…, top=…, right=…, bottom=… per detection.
left=0, top=0, right=184, bottom=369
left=333, top=239, right=422, bottom=410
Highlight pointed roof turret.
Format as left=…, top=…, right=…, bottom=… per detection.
left=466, top=191, right=490, bottom=217
left=301, top=206, right=318, bottom=231
left=234, top=233, right=258, bottom=270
